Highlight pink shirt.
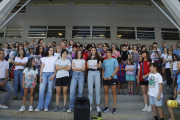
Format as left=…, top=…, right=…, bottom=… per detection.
left=112, top=51, right=121, bottom=58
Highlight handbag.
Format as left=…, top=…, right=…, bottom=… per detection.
left=142, top=61, right=149, bottom=82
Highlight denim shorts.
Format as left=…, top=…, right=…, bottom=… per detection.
left=171, top=70, right=178, bottom=78
left=149, top=95, right=162, bottom=106
left=161, top=63, right=165, bottom=68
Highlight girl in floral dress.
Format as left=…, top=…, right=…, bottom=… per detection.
left=19, top=57, right=38, bottom=112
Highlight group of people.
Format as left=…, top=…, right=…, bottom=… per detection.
left=0, top=39, right=180, bottom=120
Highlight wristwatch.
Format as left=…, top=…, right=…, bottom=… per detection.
left=111, top=76, right=113, bottom=79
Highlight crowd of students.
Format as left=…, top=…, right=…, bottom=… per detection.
left=0, top=39, right=180, bottom=120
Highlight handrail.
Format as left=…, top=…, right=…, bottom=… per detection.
left=151, top=0, right=180, bottom=31
left=0, top=0, right=31, bottom=30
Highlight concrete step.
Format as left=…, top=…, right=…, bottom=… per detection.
left=0, top=107, right=180, bottom=120
left=0, top=92, right=172, bottom=102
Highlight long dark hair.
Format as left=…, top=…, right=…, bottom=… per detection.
left=17, top=43, right=24, bottom=52
left=90, top=47, right=101, bottom=60
left=142, top=50, right=151, bottom=62
left=36, top=45, right=44, bottom=55
left=18, top=48, right=25, bottom=57
left=172, top=54, right=179, bottom=62
left=43, top=46, right=54, bottom=57
left=25, top=57, right=36, bottom=71
left=75, top=50, right=83, bottom=59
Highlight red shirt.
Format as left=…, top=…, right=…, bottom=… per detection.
left=83, top=52, right=88, bottom=69
left=139, top=61, right=151, bottom=81
left=103, top=56, right=116, bottom=61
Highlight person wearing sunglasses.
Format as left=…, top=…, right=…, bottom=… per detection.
left=163, top=48, right=173, bottom=90
left=111, top=44, right=121, bottom=59
left=101, top=43, right=109, bottom=60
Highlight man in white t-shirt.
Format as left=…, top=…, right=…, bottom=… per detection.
left=0, top=49, right=15, bottom=109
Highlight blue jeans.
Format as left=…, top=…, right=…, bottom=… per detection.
left=13, top=70, right=24, bottom=96
left=133, top=63, right=137, bottom=82
left=69, top=72, right=84, bottom=109
left=0, top=79, right=15, bottom=104
left=88, top=71, right=100, bottom=105
left=37, top=72, right=55, bottom=109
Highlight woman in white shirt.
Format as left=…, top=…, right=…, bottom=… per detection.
left=170, top=54, right=179, bottom=93
left=13, top=49, right=28, bottom=100
left=54, top=49, right=71, bottom=112
left=67, top=50, right=85, bottom=113
left=163, top=48, right=173, bottom=90
left=35, top=46, right=57, bottom=112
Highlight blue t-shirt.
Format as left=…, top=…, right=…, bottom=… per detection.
left=177, top=73, right=180, bottom=91
left=102, top=58, right=118, bottom=79
left=173, top=49, right=180, bottom=59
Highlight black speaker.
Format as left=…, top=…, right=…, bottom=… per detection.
left=74, top=97, right=90, bottom=120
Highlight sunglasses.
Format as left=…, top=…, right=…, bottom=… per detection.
left=103, top=46, right=107, bottom=47
left=168, top=50, right=172, bottom=51
left=112, top=46, right=115, bottom=48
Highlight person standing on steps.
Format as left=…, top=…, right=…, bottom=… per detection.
left=102, top=49, right=118, bottom=114
left=0, top=49, right=15, bottom=109
left=54, top=49, right=71, bottom=112
left=87, top=47, right=102, bottom=112
left=67, top=50, right=85, bottom=113
left=34, top=46, right=57, bottom=112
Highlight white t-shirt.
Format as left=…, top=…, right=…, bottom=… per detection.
left=14, top=57, right=28, bottom=70
left=173, top=61, right=178, bottom=70
left=72, top=59, right=85, bottom=72
left=56, top=59, right=71, bottom=78
left=23, top=68, right=38, bottom=82
left=0, top=60, right=9, bottom=78
left=54, top=53, right=61, bottom=58
left=41, top=56, right=58, bottom=72
left=148, top=73, right=163, bottom=97
left=164, top=55, right=172, bottom=68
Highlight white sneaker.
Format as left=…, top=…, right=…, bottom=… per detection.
left=29, top=106, right=33, bottom=112
left=142, top=106, right=148, bottom=112
left=90, top=106, right=92, bottom=112
left=163, top=81, right=166, bottom=84
left=166, top=86, right=170, bottom=90
left=44, top=108, right=48, bottom=112
left=34, top=108, right=41, bottom=111
left=96, top=106, right=101, bottom=112
left=67, top=109, right=73, bottom=113
left=147, top=106, right=152, bottom=112
left=19, top=106, right=25, bottom=112
left=0, top=104, right=8, bottom=109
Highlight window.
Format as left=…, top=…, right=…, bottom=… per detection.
left=28, top=26, right=66, bottom=38
left=72, top=26, right=90, bottom=39
left=74, top=2, right=91, bottom=5
left=47, top=26, right=66, bottom=38
left=116, top=3, right=134, bottom=7
left=92, top=27, right=110, bottom=39
left=0, top=27, right=5, bottom=38
left=117, top=27, right=135, bottom=39
left=137, top=27, right=155, bottom=40
left=10, top=2, right=27, bottom=13
left=5, top=26, right=23, bottom=38
left=161, top=28, right=180, bottom=40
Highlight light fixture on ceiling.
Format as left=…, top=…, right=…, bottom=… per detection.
left=117, top=35, right=122, bottom=37
left=100, top=34, right=104, bottom=37
left=58, top=33, right=62, bottom=36
left=42, top=33, right=45, bottom=35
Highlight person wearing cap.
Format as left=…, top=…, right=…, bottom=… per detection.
left=28, top=46, right=35, bottom=59
left=0, top=49, right=15, bottom=108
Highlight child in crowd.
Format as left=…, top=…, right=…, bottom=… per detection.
left=125, top=59, right=134, bottom=95
left=120, top=44, right=130, bottom=63
left=171, top=54, right=179, bottom=94
left=117, top=57, right=126, bottom=95
left=148, top=62, right=164, bottom=120
left=19, top=57, right=38, bottom=112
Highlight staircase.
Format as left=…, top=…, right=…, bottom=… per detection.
left=0, top=81, right=180, bottom=120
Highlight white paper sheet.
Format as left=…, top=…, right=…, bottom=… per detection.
left=88, top=60, right=97, bottom=69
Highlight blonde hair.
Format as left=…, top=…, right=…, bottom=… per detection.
left=55, top=46, right=61, bottom=53
left=127, top=59, right=134, bottom=65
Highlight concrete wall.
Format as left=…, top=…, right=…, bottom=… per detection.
left=0, top=0, right=179, bottom=48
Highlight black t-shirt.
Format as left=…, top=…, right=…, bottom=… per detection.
left=120, top=50, right=130, bottom=61
left=87, top=56, right=101, bottom=70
